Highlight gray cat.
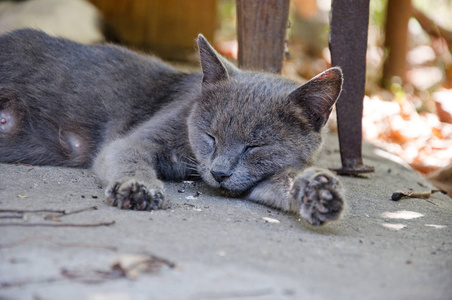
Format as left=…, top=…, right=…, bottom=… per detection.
left=0, top=29, right=344, bottom=226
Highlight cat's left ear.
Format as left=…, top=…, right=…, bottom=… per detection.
left=197, top=34, right=238, bottom=85
left=289, top=67, right=343, bottom=131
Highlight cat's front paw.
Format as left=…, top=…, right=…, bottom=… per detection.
left=106, top=177, right=166, bottom=211
left=290, top=168, right=344, bottom=226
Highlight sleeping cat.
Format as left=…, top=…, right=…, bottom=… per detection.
left=0, top=29, right=344, bottom=226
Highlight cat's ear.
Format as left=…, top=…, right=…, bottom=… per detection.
left=197, top=34, right=238, bottom=85
left=289, top=67, right=343, bottom=131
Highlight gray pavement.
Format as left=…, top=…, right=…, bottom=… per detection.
left=1, top=133, right=451, bottom=300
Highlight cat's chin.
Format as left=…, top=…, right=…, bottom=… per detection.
left=202, top=177, right=250, bottom=198
left=219, top=181, right=258, bottom=198
left=218, top=188, right=247, bottom=198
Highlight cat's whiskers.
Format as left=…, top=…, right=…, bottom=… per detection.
left=183, top=155, right=197, bottom=164
left=181, top=155, right=200, bottom=177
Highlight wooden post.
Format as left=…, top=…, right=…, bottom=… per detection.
left=381, top=0, right=412, bottom=88
left=236, top=0, right=290, bottom=73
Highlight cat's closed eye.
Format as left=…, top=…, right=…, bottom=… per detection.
left=243, top=145, right=261, bottom=154
left=205, top=133, right=216, bottom=148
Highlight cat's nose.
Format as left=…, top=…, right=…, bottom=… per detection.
left=210, top=170, right=232, bottom=183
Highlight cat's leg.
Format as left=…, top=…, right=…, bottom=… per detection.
left=246, top=167, right=344, bottom=226
left=93, top=136, right=166, bottom=211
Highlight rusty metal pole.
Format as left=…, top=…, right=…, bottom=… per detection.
left=330, top=0, right=374, bottom=175
left=236, top=0, right=290, bottom=73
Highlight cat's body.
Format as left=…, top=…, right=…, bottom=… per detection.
left=0, top=29, right=344, bottom=225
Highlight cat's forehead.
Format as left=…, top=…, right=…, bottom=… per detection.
left=200, top=73, right=299, bottom=114
left=199, top=73, right=307, bottom=140
left=230, top=72, right=298, bottom=97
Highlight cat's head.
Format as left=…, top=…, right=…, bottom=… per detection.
left=187, top=34, right=342, bottom=195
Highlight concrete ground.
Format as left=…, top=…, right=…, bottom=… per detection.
left=1, top=133, right=451, bottom=300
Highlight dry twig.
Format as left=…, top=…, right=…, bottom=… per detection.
left=0, top=221, right=115, bottom=227
left=44, top=206, right=98, bottom=220
left=1, top=253, right=175, bottom=288
left=391, top=189, right=446, bottom=201
left=0, top=209, right=65, bottom=214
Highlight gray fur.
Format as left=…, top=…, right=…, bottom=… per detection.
left=0, top=29, right=344, bottom=225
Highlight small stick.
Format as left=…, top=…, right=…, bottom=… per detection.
left=0, top=221, right=115, bottom=227
left=391, top=189, right=446, bottom=201
left=45, top=206, right=98, bottom=220
left=0, top=209, right=66, bottom=214
left=61, top=206, right=98, bottom=216
left=0, top=206, right=98, bottom=216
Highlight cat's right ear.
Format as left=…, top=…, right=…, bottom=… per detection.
left=289, top=67, right=343, bottom=131
left=197, top=34, right=238, bottom=85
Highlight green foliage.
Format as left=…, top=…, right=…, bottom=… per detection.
left=217, top=0, right=237, bottom=38
left=370, top=0, right=388, bottom=27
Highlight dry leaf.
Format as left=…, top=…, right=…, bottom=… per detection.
left=110, top=254, right=175, bottom=280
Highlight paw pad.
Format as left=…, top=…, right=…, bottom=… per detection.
left=291, top=168, right=344, bottom=226
left=106, top=178, right=165, bottom=211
